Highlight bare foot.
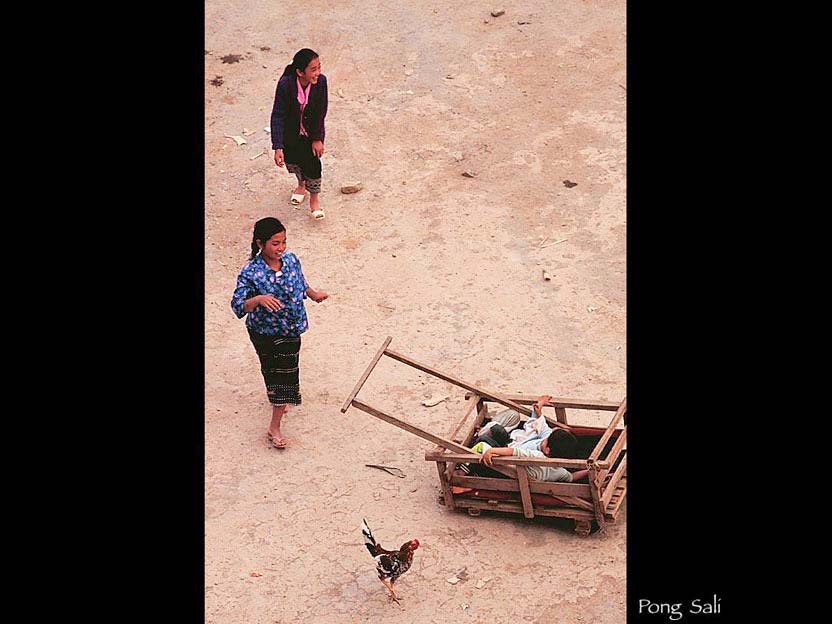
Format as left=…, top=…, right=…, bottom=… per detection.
left=294, top=181, right=306, bottom=196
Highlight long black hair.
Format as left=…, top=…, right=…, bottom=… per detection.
left=282, top=48, right=319, bottom=77
left=250, top=217, right=286, bottom=259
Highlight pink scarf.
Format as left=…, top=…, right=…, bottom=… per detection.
left=296, top=78, right=311, bottom=137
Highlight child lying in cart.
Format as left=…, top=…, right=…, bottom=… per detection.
left=478, top=429, right=590, bottom=483
left=476, top=395, right=590, bottom=483
left=476, top=395, right=562, bottom=450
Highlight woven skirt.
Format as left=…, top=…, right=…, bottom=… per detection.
left=248, top=330, right=302, bottom=405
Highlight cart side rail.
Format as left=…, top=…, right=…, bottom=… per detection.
left=424, top=450, right=594, bottom=470
left=589, top=398, right=627, bottom=462
left=470, top=392, right=620, bottom=411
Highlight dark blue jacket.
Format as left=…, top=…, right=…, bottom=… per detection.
left=270, top=74, right=328, bottom=150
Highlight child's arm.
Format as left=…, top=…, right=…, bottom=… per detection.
left=311, top=76, right=328, bottom=157
left=271, top=77, right=289, bottom=166
left=481, top=446, right=546, bottom=466
left=480, top=446, right=515, bottom=466
left=270, top=78, right=288, bottom=151
left=294, top=255, right=327, bottom=302
left=306, top=286, right=328, bottom=303
left=232, top=273, right=284, bottom=317
left=244, top=294, right=282, bottom=313
left=318, top=75, right=328, bottom=143
left=532, top=394, right=553, bottom=416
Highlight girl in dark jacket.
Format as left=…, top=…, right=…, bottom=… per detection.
left=270, top=48, right=329, bottom=220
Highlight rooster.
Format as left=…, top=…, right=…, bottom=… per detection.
left=361, top=518, right=420, bottom=603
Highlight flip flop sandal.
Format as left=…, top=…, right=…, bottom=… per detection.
left=290, top=193, right=306, bottom=206
left=267, top=433, right=287, bottom=449
left=311, top=209, right=325, bottom=220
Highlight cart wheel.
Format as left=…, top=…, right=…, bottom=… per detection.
left=466, top=507, right=481, bottom=517
left=574, top=520, right=592, bottom=537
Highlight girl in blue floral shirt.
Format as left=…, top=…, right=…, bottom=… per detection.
left=231, top=217, right=328, bottom=448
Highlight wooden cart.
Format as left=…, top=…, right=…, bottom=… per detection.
left=341, top=337, right=627, bottom=537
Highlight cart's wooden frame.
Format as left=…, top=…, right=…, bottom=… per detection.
left=341, top=337, right=627, bottom=536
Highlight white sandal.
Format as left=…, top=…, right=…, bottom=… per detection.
left=311, top=209, right=325, bottom=220
left=290, top=193, right=306, bottom=206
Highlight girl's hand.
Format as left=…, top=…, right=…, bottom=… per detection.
left=258, top=294, right=284, bottom=311
left=311, top=141, right=324, bottom=157
left=310, top=290, right=328, bottom=303
left=274, top=149, right=285, bottom=167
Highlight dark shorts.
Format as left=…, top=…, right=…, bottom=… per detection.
left=247, top=331, right=302, bottom=405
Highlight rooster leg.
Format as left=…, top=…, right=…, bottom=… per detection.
left=381, top=578, right=400, bottom=603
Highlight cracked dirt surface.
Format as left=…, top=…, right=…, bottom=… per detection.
left=205, top=1, right=625, bottom=622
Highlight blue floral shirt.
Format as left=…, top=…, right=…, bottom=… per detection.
left=231, top=252, right=310, bottom=336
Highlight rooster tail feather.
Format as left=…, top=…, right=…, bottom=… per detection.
left=361, top=518, right=377, bottom=553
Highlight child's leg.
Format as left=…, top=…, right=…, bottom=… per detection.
left=286, top=164, right=306, bottom=196
left=301, top=140, right=323, bottom=213
left=306, top=176, right=322, bottom=212
left=268, top=404, right=288, bottom=444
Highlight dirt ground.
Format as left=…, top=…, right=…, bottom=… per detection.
left=205, top=1, right=626, bottom=622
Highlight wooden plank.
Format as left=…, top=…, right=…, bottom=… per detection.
left=450, top=395, right=480, bottom=441
left=423, top=450, right=590, bottom=469
left=589, top=398, right=627, bottom=462
left=604, top=478, right=627, bottom=519
left=457, top=498, right=595, bottom=521
left=557, top=496, right=596, bottom=512
left=602, top=478, right=624, bottom=510
left=352, top=399, right=519, bottom=480
left=532, top=505, right=596, bottom=520
left=555, top=406, right=568, bottom=425
left=516, top=466, right=535, bottom=518
left=539, top=411, right=572, bottom=431
left=601, top=454, right=627, bottom=508
left=434, top=394, right=480, bottom=455
left=460, top=398, right=490, bottom=447
left=602, top=428, right=627, bottom=468
left=452, top=470, right=595, bottom=513
left=468, top=393, right=620, bottom=411
left=352, top=399, right=474, bottom=454
left=440, top=399, right=491, bottom=482
left=586, top=462, right=607, bottom=529
left=425, top=450, right=490, bottom=462
left=493, top=456, right=589, bottom=469
left=436, top=462, right=456, bottom=510
left=383, top=348, right=533, bottom=416
left=448, top=472, right=595, bottom=512
left=449, top=474, right=592, bottom=498
left=340, top=336, right=393, bottom=413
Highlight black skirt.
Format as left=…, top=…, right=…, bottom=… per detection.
left=283, top=135, right=322, bottom=180
left=248, top=331, right=302, bottom=405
